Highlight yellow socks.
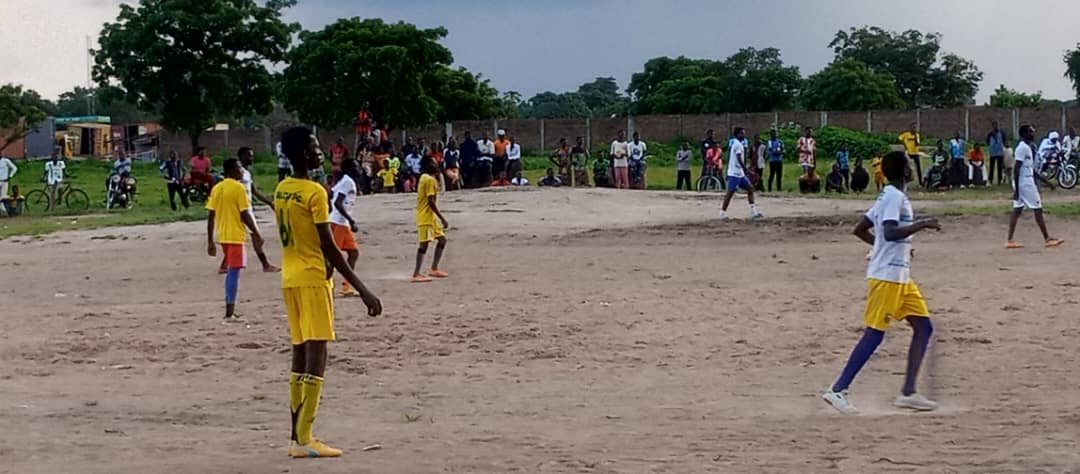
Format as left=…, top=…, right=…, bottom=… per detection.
left=289, top=373, right=304, bottom=443
left=295, top=374, right=324, bottom=445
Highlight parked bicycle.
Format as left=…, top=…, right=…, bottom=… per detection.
left=24, top=181, right=90, bottom=212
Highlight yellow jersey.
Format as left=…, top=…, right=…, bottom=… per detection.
left=416, top=174, right=438, bottom=226
left=898, top=131, right=920, bottom=155
left=274, top=177, right=332, bottom=288
left=205, top=178, right=250, bottom=244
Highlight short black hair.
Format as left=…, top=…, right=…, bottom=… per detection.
left=1019, top=124, right=1035, bottom=139
left=237, top=146, right=253, bottom=159
left=732, top=127, right=744, bottom=137
left=420, top=155, right=436, bottom=174
left=881, top=151, right=908, bottom=182
left=223, top=158, right=241, bottom=174
left=281, top=127, right=313, bottom=163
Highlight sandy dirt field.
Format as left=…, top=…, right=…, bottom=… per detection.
left=2, top=187, right=1079, bottom=473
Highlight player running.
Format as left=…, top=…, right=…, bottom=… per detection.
left=275, top=127, right=382, bottom=458
left=411, top=155, right=450, bottom=282
left=205, top=158, right=265, bottom=321
left=719, top=127, right=763, bottom=220
left=1005, top=125, right=1064, bottom=249
left=823, top=151, right=941, bottom=415
left=329, top=158, right=362, bottom=297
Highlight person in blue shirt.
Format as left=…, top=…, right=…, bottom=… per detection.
left=948, top=131, right=967, bottom=188
left=987, top=121, right=1007, bottom=185
left=766, top=130, right=785, bottom=192
left=160, top=150, right=190, bottom=210
left=836, top=142, right=851, bottom=191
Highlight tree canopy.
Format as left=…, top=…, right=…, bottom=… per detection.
left=93, top=0, right=298, bottom=150
left=829, top=26, right=982, bottom=107
left=988, top=84, right=1044, bottom=108
left=0, top=84, right=50, bottom=153
left=519, top=77, right=629, bottom=118
left=1066, top=44, right=1080, bottom=99
left=55, top=86, right=157, bottom=123
left=800, top=59, right=904, bottom=111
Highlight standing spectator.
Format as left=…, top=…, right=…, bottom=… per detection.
left=899, top=123, right=922, bottom=186
left=429, top=142, right=445, bottom=190
left=354, top=105, right=372, bottom=141
left=506, top=136, right=523, bottom=182
left=705, top=142, right=725, bottom=190
left=610, top=130, right=630, bottom=189
left=0, top=154, right=18, bottom=201
left=493, top=129, right=510, bottom=179
left=402, top=136, right=417, bottom=158
left=275, top=141, right=291, bottom=182
left=160, top=151, right=190, bottom=211
left=189, top=147, right=212, bottom=187
left=44, top=152, right=66, bottom=211
left=987, top=121, right=1007, bottom=185
left=700, top=129, right=716, bottom=181
left=551, top=138, right=572, bottom=183
left=442, top=139, right=461, bottom=190
left=356, top=141, right=376, bottom=195
left=675, top=141, right=693, bottom=190
left=949, top=131, right=967, bottom=188
left=476, top=131, right=495, bottom=188
left=969, top=143, right=986, bottom=186
left=1063, top=127, right=1079, bottom=161
left=571, top=136, right=590, bottom=187
left=459, top=131, right=479, bottom=188
left=835, top=142, right=851, bottom=191
left=628, top=132, right=648, bottom=189
left=797, top=127, right=816, bottom=174
left=766, top=130, right=784, bottom=192
left=753, top=137, right=766, bottom=191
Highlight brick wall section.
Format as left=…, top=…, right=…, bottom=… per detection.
left=1069, top=107, right=1080, bottom=132
left=730, top=112, right=776, bottom=136
left=829, top=111, right=867, bottom=131
left=542, top=119, right=588, bottom=150
left=1019, top=107, right=1063, bottom=134
left=969, top=108, right=1013, bottom=142
left=777, top=111, right=821, bottom=129
left=871, top=110, right=916, bottom=135
left=590, top=117, right=626, bottom=148
left=918, top=108, right=965, bottom=139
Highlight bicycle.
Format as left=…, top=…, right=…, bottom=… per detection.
left=696, top=163, right=724, bottom=192
left=24, top=181, right=90, bottom=212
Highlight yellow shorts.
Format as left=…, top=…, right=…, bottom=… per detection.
left=418, top=221, right=445, bottom=243
left=283, top=286, right=336, bottom=345
left=863, top=278, right=929, bottom=330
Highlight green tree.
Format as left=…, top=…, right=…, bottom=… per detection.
left=829, top=26, right=983, bottom=107
left=425, top=68, right=504, bottom=122
left=55, top=85, right=156, bottom=122
left=722, top=47, right=803, bottom=112
left=800, top=59, right=904, bottom=111
left=988, top=84, right=1044, bottom=108
left=93, top=0, right=298, bottom=152
left=1066, top=44, right=1080, bottom=99
left=520, top=92, right=591, bottom=119
left=575, top=77, right=629, bottom=116
left=0, top=84, right=50, bottom=153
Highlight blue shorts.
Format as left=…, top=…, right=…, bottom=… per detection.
left=727, top=176, right=753, bottom=191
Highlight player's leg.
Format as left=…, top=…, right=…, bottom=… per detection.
left=824, top=280, right=897, bottom=414
left=1033, top=209, right=1063, bottom=246
left=742, top=178, right=762, bottom=218
left=430, top=235, right=448, bottom=277
left=894, top=281, right=937, bottom=410
left=1006, top=203, right=1024, bottom=246
left=289, top=287, right=341, bottom=458
left=222, top=244, right=245, bottom=320
left=412, top=238, right=432, bottom=282
left=289, top=344, right=306, bottom=445
left=720, top=176, right=738, bottom=217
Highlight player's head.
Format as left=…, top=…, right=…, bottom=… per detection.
left=281, top=126, right=322, bottom=174
left=617, top=130, right=625, bottom=141
left=1019, top=124, right=1036, bottom=142
left=769, top=129, right=777, bottom=139
left=732, top=127, right=745, bottom=140
left=341, top=157, right=360, bottom=180
left=882, top=151, right=910, bottom=184
left=237, top=146, right=254, bottom=167
left=420, top=155, right=438, bottom=175
left=706, top=129, right=714, bottom=138
left=223, top=158, right=242, bottom=180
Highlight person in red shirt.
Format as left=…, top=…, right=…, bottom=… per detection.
left=329, top=137, right=349, bottom=187
left=189, top=147, right=212, bottom=186
left=968, top=142, right=986, bottom=186
left=354, top=105, right=372, bottom=138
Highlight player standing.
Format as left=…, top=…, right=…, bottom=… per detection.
left=823, top=151, right=940, bottom=414
left=206, top=158, right=265, bottom=321
left=329, top=158, right=362, bottom=297
left=275, top=127, right=382, bottom=458
left=1005, top=125, right=1064, bottom=249
left=411, top=156, right=450, bottom=283
left=719, top=127, right=763, bottom=220
left=219, top=147, right=280, bottom=273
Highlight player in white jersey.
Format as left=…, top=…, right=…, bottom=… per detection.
left=718, top=127, right=763, bottom=220
left=220, top=147, right=281, bottom=273
left=329, top=158, right=362, bottom=297
left=1005, top=125, right=1064, bottom=249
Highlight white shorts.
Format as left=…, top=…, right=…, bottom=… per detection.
left=1013, top=182, right=1041, bottom=209
left=0, top=181, right=8, bottom=200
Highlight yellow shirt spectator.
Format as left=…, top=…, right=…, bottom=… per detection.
left=205, top=178, right=250, bottom=244
left=274, top=177, right=332, bottom=288
left=899, top=131, right=920, bottom=155
left=415, top=174, right=438, bottom=226
left=378, top=168, right=397, bottom=188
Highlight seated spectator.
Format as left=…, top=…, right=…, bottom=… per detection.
left=871, top=155, right=884, bottom=192
left=538, top=168, right=562, bottom=187
left=799, top=167, right=821, bottom=194
left=492, top=171, right=511, bottom=187
left=188, top=147, right=213, bottom=186
left=850, top=158, right=870, bottom=193
left=2, top=185, right=24, bottom=216
left=511, top=171, right=530, bottom=186
left=825, top=163, right=845, bottom=193
left=969, top=143, right=986, bottom=186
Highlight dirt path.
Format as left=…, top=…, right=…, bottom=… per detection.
left=2, top=188, right=1078, bottom=473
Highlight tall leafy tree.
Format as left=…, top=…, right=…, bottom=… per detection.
left=0, top=84, right=50, bottom=153
left=1066, top=44, right=1080, bottom=99
left=93, top=0, right=298, bottom=151
left=829, top=26, right=983, bottom=107
left=988, top=84, right=1043, bottom=108
left=800, top=59, right=904, bottom=111
left=722, top=47, right=802, bottom=112
left=519, top=92, right=591, bottom=119
left=55, top=85, right=156, bottom=122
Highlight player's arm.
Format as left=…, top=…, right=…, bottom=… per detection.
left=240, top=209, right=264, bottom=252
left=317, top=223, right=382, bottom=316
left=333, top=192, right=357, bottom=231
left=882, top=218, right=939, bottom=242
left=206, top=210, right=217, bottom=256
left=428, top=195, right=449, bottom=229
left=251, top=182, right=274, bottom=210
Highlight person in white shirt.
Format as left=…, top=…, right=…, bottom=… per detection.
left=1006, top=125, right=1064, bottom=249
left=511, top=171, right=530, bottom=186
left=275, top=141, right=291, bottom=182
left=44, top=152, right=66, bottom=211
left=225, top=147, right=280, bottom=273
left=1063, top=127, right=1079, bottom=159
left=113, top=151, right=132, bottom=176
left=822, top=151, right=942, bottom=415
left=330, top=158, right=362, bottom=297
left=627, top=132, right=648, bottom=189
left=506, top=136, right=523, bottom=181
left=0, top=155, right=18, bottom=200
left=718, top=127, right=763, bottom=220
left=610, top=130, right=629, bottom=189
left=476, top=131, right=495, bottom=187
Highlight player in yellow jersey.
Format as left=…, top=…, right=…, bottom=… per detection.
left=411, top=155, right=450, bottom=283
left=275, top=127, right=382, bottom=458
left=206, top=158, right=264, bottom=321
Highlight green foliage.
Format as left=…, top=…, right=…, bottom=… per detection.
left=763, top=125, right=893, bottom=167
left=520, top=77, right=629, bottom=119
left=1065, top=45, right=1080, bottom=99
left=94, top=0, right=298, bottom=151
left=988, top=84, right=1044, bottom=108
left=54, top=86, right=156, bottom=123
left=0, top=84, right=50, bottom=153
left=830, top=27, right=982, bottom=107
left=800, top=59, right=904, bottom=111
left=628, top=48, right=801, bottom=114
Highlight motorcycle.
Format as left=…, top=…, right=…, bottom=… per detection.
left=1038, top=149, right=1078, bottom=190
left=106, top=171, right=137, bottom=209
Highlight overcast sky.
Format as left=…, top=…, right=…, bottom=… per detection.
left=4, top=0, right=1079, bottom=104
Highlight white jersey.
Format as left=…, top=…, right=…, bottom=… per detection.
left=1015, top=141, right=1035, bottom=181
left=329, top=175, right=357, bottom=226
left=865, top=185, right=914, bottom=283
left=726, top=139, right=746, bottom=178
left=240, top=168, right=254, bottom=214
left=628, top=141, right=647, bottom=161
